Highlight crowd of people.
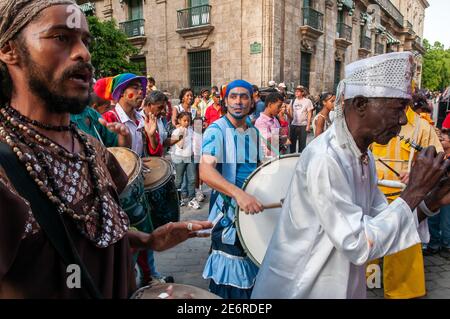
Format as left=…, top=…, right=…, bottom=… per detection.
left=1, top=0, right=450, bottom=300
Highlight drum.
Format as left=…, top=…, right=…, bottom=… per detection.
left=142, top=157, right=180, bottom=229
left=108, top=147, right=153, bottom=233
left=236, top=154, right=300, bottom=267
left=131, top=283, right=221, bottom=299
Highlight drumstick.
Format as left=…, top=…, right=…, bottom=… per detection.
left=262, top=198, right=285, bottom=210
left=378, top=159, right=401, bottom=178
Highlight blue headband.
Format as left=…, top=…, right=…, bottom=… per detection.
left=225, top=79, right=254, bottom=98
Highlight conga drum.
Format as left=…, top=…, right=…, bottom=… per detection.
left=236, top=154, right=300, bottom=266
left=108, top=147, right=153, bottom=233
left=131, top=283, right=221, bottom=299
left=142, top=157, right=180, bottom=229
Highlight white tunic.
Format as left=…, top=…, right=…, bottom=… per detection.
left=251, top=123, right=422, bottom=299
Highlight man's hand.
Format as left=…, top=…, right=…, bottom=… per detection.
left=401, top=146, right=450, bottom=210
left=235, top=189, right=264, bottom=215
left=146, top=220, right=213, bottom=252
left=424, top=176, right=450, bottom=212
left=98, top=118, right=131, bottom=148
left=98, top=118, right=130, bottom=137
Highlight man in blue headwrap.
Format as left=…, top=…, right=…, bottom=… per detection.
left=200, top=79, right=265, bottom=299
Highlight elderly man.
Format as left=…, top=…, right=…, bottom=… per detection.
left=252, top=52, right=450, bottom=299
left=200, top=79, right=264, bottom=299
left=371, top=92, right=443, bottom=299
left=0, top=0, right=211, bottom=299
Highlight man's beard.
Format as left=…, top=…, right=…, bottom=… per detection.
left=228, top=104, right=248, bottom=120
left=22, top=48, right=92, bottom=115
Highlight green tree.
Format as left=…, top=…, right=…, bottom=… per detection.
left=422, top=39, right=450, bottom=91
left=87, top=16, right=141, bottom=77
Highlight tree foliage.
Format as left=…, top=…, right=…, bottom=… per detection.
left=422, top=39, right=450, bottom=91
left=87, top=16, right=141, bottom=78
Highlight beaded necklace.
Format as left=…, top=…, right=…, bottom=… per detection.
left=0, top=105, right=116, bottom=247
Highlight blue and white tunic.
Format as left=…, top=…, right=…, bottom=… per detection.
left=201, top=116, right=263, bottom=298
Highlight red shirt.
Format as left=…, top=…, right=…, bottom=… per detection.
left=102, top=109, right=120, bottom=123
left=145, top=131, right=163, bottom=157
left=443, top=112, right=450, bottom=129
left=205, top=104, right=222, bottom=126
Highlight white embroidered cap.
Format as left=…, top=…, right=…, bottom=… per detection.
left=334, top=52, right=415, bottom=119
left=343, top=52, right=415, bottom=100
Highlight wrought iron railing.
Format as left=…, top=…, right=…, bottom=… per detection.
left=374, top=0, right=404, bottom=27
left=415, top=36, right=423, bottom=46
left=336, top=22, right=352, bottom=42
left=407, top=20, right=413, bottom=30
left=302, top=7, right=324, bottom=31
left=119, top=19, right=145, bottom=37
left=360, top=36, right=372, bottom=50
left=375, top=42, right=385, bottom=54
left=177, top=5, right=211, bottom=30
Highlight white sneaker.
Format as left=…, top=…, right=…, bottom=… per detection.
left=196, top=190, right=205, bottom=202
left=188, top=198, right=201, bottom=210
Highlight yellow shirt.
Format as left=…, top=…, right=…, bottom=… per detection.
left=371, top=107, right=443, bottom=200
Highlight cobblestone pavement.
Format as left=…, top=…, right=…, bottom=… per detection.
left=156, top=189, right=450, bottom=299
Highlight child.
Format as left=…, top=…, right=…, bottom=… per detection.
left=171, top=112, right=201, bottom=210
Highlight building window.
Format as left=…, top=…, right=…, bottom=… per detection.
left=189, top=0, right=209, bottom=6
left=188, top=50, right=211, bottom=95
left=128, top=0, right=143, bottom=20
left=300, top=52, right=311, bottom=89
left=334, top=60, right=342, bottom=92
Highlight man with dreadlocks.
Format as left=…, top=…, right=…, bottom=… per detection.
left=252, top=52, right=450, bottom=299
left=0, top=0, right=211, bottom=298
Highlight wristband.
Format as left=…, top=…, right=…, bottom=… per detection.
left=419, top=200, right=440, bottom=217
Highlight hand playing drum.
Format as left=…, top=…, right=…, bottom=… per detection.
left=235, top=189, right=264, bottom=215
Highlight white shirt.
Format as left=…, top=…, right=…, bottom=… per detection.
left=252, top=122, right=423, bottom=299
left=115, top=104, right=145, bottom=156
left=171, top=127, right=193, bottom=158
left=291, top=97, right=314, bottom=126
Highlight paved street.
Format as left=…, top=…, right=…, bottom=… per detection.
left=156, top=189, right=450, bottom=299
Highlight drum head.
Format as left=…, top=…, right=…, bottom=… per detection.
left=108, top=147, right=141, bottom=187
left=131, top=283, right=221, bottom=299
left=237, top=154, right=300, bottom=266
left=142, top=157, right=173, bottom=190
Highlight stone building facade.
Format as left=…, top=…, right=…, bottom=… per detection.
left=77, top=0, right=428, bottom=96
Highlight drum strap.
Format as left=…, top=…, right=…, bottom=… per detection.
left=0, top=142, right=103, bottom=299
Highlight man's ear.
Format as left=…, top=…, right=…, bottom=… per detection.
left=0, top=41, right=21, bottom=66
left=352, top=96, right=369, bottom=117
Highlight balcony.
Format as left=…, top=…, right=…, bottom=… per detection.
left=336, top=23, right=352, bottom=42
left=413, top=36, right=425, bottom=54
left=119, top=19, right=146, bottom=45
left=375, top=42, right=385, bottom=55
left=358, top=35, right=372, bottom=58
left=374, top=0, right=404, bottom=27
left=302, top=7, right=324, bottom=31
left=360, top=36, right=372, bottom=50
left=300, top=7, right=324, bottom=47
left=335, top=22, right=352, bottom=51
left=176, top=5, right=214, bottom=39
